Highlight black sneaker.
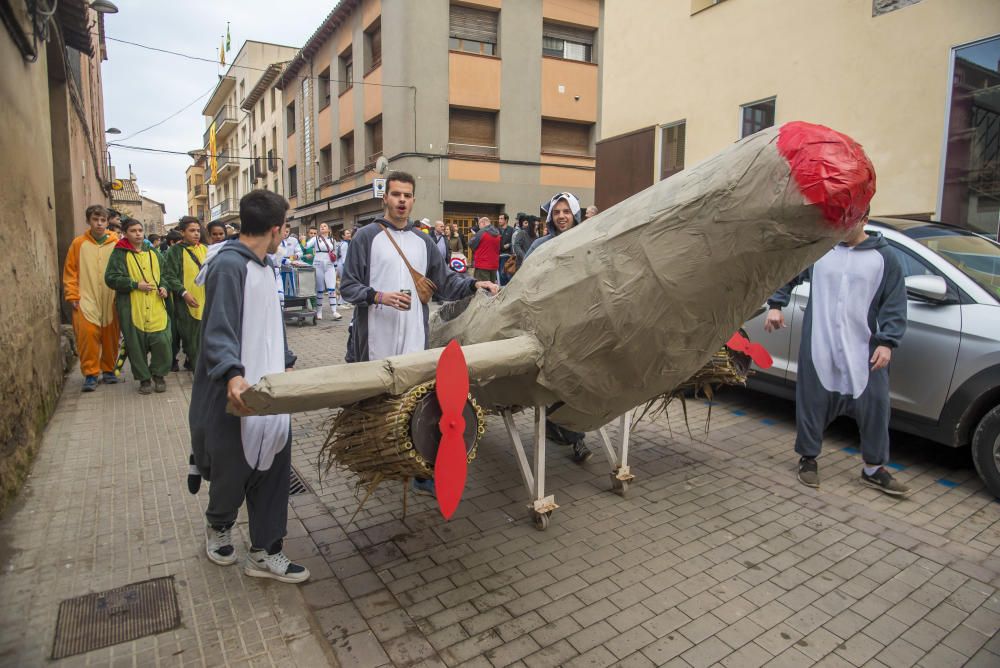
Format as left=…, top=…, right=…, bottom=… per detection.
left=861, top=467, right=911, bottom=497
left=138, top=380, right=153, bottom=395
left=187, top=454, right=202, bottom=494
left=82, top=375, right=98, bottom=392
left=101, top=372, right=120, bottom=384
left=798, top=457, right=819, bottom=488
left=572, top=441, right=593, bottom=464
left=153, top=376, right=166, bottom=393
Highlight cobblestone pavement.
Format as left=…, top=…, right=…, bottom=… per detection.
left=0, top=364, right=335, bottom=666
left=5, top=306, right=1000, bottom=667
left=285, top=312, right=1000, bottom=667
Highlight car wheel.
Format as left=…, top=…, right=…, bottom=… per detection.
left=971, top=406, right=1000, bottom=499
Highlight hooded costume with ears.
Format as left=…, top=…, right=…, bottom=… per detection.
left=163, top=241, right=207, bottom=371
left=524, top=192, right=582, bottom=260
left=104, top=238, right=172, bottom=381
left=767, top=232, right=907, bottom=466
left=189, top=240, right=297, bottom=551
left=63, top=229, right=121, bottom=377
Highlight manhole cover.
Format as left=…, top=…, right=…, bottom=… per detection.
left=290, top=467, right=310, bottom=496
left=51, top=576, right=180, bottom=659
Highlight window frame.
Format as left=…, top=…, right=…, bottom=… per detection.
left=660, top=120, right=687, bottom=180
left=286, top=101, right=296, bottom=136
left=739, top=96, right=776, bottom=139
left=318, top=66, right=332, bottom=110
left=339, top=47, right=354, bottom=95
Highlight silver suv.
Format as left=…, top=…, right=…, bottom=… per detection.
left=743, top=218, right=1000, bottom=497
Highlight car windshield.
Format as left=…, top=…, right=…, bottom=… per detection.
left=905, top=226, right=1000, bottom=299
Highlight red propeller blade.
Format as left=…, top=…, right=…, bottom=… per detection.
left=726, top=332, right=774, bottom=369
left=434, top=340, right=470, bottom=519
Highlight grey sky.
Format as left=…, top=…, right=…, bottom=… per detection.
left=102, top=1, right=333, bottom=220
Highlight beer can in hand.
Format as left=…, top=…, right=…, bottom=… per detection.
left=401, top=289, right=412, bottom=310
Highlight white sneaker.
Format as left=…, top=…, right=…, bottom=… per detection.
left=332, top=312, right=343, bottom=321
left=244, top=548, right=310, bottom=583
left=206, top=525, right=238, bottom=566
left=315, top=311, right=323, bottom=320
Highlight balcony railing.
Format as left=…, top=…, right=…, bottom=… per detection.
left=342, top=164, right=355, bottom=175
left=210, top=198, right=238, bottom=222
left=366, top=151, right=383, bottom=167
left=202, top=105, right=240, bottom=147
left=447, top=142, right=498, bottom=158
left=191, top=183, right=204, bottom=198
left=267, top=150, right=277, bottom=172
left=320, top=172, right=334, bottom=186
left=216, top=149, right=238, bottom=173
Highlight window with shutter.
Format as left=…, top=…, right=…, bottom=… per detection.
left=449, top=108, right=498, bottom=157
left=365, top=19, right=382, bottom=72
left=449, top=4, right=498, bottom=56
left=542, top=22, right=594, bottom=62
left=366, top=117, right=383, bottom=164
left=339, top=47, right=353, bottom=94
left=660, top=122, right=686, bottom=180
left=541, top=119, right=592, bottom=156
left=318, top=67, right=331, bottom=109
left=341, top=133, right=355, bottom=174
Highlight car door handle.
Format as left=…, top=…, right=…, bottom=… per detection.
left=798, top=305, right=806, bottom=312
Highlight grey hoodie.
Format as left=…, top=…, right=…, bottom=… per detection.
left=189, top=241, right=296, bottom=476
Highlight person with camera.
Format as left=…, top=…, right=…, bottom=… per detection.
left=340, top=171, right=498, bottom=495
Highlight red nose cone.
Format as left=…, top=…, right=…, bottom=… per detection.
left=777, top=121, right=876, bottom=230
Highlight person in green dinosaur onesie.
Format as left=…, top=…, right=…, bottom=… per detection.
left=104, top=218, right=172, bottom=394
left=163, top=216, right=207, bottom=372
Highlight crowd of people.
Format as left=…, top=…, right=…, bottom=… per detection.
left=61, top=169, right=908, bottom=587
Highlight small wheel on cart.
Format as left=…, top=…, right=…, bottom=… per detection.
left=531, top=511, right=551, bottom=531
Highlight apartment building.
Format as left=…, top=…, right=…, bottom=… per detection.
left=596, top=0, right=1000, bottom=237
left=202, top=40, right=298, bottom=225
left=185, top=150, right=208, bottom=222
left=277, top=0, right=600, bottom=236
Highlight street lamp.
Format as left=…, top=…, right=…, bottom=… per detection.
left=105, top=127, right=121, bottom=134
left=89, top=0, right=119, bottom=13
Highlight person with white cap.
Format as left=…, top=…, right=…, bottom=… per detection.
left=524, top=191, right=583, bottom=260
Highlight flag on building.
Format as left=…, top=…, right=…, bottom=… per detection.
left=219, top=37, right=225, bottom=65
left=209, top=122, right=218, bottom=185
left=226, top=23, right=231, bottom=52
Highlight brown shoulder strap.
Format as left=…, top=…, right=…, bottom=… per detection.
left=379, top=224, right=420, bottom=275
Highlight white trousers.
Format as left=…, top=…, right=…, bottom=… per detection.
left=313, top=260, right=339, bottom=314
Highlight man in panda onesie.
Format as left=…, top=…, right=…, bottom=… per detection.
left=765, top=213, right=910, bottom=497
left=189, top=190, right=309, bottom=583
left=340, top=171, right=498, bottom=495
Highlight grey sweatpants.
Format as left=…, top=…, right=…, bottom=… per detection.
left=794, top=359, right=891, bottom=467
left=200, top=430, right=292, bottom=552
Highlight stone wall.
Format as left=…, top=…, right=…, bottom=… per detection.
left=0, top=7, right=65, bottom=515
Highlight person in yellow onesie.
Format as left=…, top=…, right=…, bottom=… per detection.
left=104, top=218, right=172, bottom=394
left=163, top=216, right=207, bottom=371
left=63, top=205, right=121, bottom=392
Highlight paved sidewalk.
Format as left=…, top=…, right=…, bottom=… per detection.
left=283, top=316, right=1000, bottom=667
left=0, top=370, right=335, bottom=667
left=5, top=309, right=1000, bottom=667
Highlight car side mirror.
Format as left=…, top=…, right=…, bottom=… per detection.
left=905, top=275, right=949, bottom=303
